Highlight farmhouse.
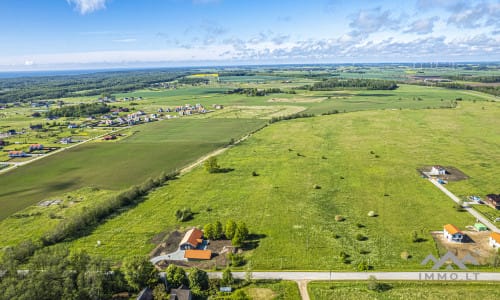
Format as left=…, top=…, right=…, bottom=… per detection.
left=443, top=224, right=463, bottom=242
left=179, top=228, right=204, bottom=250
left=429, top=165, right=447, bottom=176
left=484, top=194, right=500, bottom=210
left=60, top=137, right=73, bottom=144
left=184, top=249, right=212, bottom=261
left=8, top=151, right=27, bottom=158
left=29, top=144, right=44, bottom=152
left=490, top=232, right=500, bottom=248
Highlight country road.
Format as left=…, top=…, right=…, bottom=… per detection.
left=428, top=178, right=500, bottom=233
left=209, top=271, right=500, bottom=300
left=208, top=271, right=500, bottom=281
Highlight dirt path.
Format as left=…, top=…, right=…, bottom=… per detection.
left=178, top=133, right=253, bottom=175
left=296, top=280, right=310, bottom=300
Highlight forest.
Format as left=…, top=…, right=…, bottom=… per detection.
left=305, top=78, right=399, bottom=90
left=0, top=70, right=186, bottom=103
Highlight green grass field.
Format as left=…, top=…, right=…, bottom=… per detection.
left=308, top=281, right=500, bottom=300
left=0, top=118, right=264, bottom=220
left=63, top=101, right=498, bottom=270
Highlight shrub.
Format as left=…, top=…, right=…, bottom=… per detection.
left=356, top=234, right=367, bottom=241
left=400, top=251, right=411, bottom=260
left=335, top=215, right=345, bottom=222
left=313, top=184, right=321, bottom=189
left=175, top=208, right=193, bottom=222
left=357, top=261, right=369, bottom=271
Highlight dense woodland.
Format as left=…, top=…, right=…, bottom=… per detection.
left=305, top=78, right=399, bottom=90
left=46, top=103, right=110, bottom=118
left=0, top=70, right=186, bottom=103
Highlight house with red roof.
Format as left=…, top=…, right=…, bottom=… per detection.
left=444, top=224, right=463, bottom=242
left=490, top=232, right=500, bottom=249
left=179, top=228, right=204, bottom=250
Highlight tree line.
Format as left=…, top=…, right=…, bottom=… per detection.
left=46, top=102, right=110, bottom=118
left=0, top=70, right=186, bottom=103
left=303, top=78, right=399, bottom=90
left=224, top=87, right=295, bottom=96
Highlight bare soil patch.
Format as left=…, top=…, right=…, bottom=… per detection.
left=418, top=165, right=469, bottom=181
left=431, top=231, right=495, bottom=265
left=149, top=230, right=182, bottom=257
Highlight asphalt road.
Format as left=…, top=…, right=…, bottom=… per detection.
left=208, top=271, right=500, bottom=281
left=428, top=178, right=500, bottom=233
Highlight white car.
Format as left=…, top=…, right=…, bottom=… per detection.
left=495, top=217, right=500, bottom=222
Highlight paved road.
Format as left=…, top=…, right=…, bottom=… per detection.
left=208, top=271, right=500, bottom=281
left=428, top=179, right=500, bottom=233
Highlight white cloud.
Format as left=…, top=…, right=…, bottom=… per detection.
left=404, top=17, right=439, bottom=35
left=24, top=60, right=34, bottom=66
left=67, top=0, right=108, bottom=15
left=348, top=7, right=404, bottom=36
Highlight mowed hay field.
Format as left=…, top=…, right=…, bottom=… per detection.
left=308, top=281, right=500, bottom=300
left=0, top=118, right=264, bottom=220
left=67, top=101, right=498, bottom=270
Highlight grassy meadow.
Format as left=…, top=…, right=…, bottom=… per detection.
left=63, top=101, right=498, bottom=270
left=308, top=281, right=500, bottom=300
left=0, top=118, right=264, bottom=220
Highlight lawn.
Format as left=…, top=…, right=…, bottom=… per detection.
left=0, top=118, right=264, bottom=220
left=65, top=101, right=498, bottom=270
left=308, top=281, right=500, bottom=300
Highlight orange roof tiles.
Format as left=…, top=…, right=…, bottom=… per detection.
left=184, top=250, right=212, bottom=260
left=180, top=228, right=203, bottom=248
left=444, top=224, right=461, bottom=235
left=491, top=232, right=500, bottom=244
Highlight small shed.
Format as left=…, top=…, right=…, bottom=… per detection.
left=474, top=223, right=488, bottom=231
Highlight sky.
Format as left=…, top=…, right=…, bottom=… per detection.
left=0, top=0, right=499, bottom=70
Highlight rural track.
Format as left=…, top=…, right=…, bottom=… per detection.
left=428, top=178, right=500, bottom=233
left=178, top=133, right=253, bottom=175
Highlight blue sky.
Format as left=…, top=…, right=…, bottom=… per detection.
left=1, top=0, right=499, bottom=70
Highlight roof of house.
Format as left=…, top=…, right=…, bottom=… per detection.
left=184, top=249, right=212, bottom=260
left=170, top=284, right=192, bottom=300
left=444, top=224, right=462, bottom=235
left=486, top=194, right=500, bottom=203
left=491, top=232, right=500, bottom=243
left=179, top=228, right=203, bottom=248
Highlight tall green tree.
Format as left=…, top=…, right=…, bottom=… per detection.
left=188, top=267, right=209, bottom=295
left=215, top=221, right=224, bottom=239
left=221, top=267, right=234, bottom=286
left=204, top=223, right=216, bottom=240
left=165, top=264, right=188, bottom=289
left=225, top=220, right=237, bottom=240
left=122, top=256, right=158, bottom=291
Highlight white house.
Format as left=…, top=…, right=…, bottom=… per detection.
left=444, top=224, right=463, bottom=242
left=430, top=166, right=447, bottom=176
left=490, top=232, right=500, bottom=248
